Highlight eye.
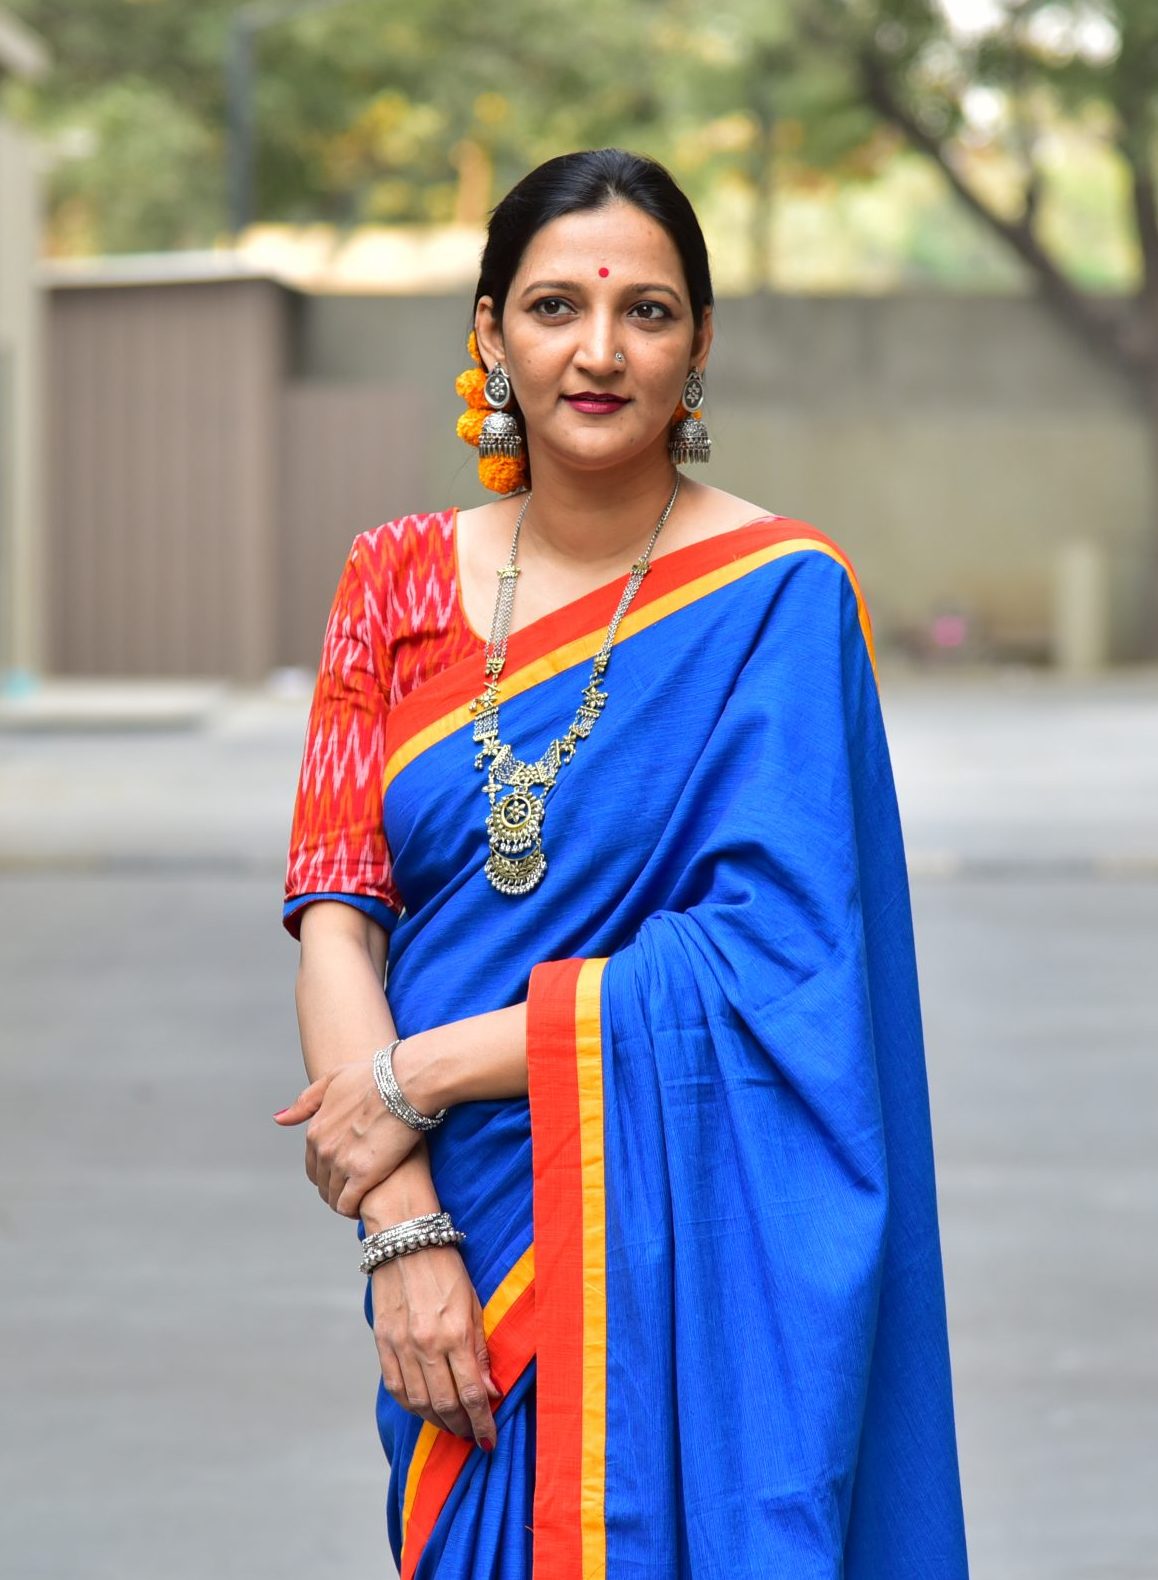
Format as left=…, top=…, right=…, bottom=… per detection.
left=531, top=296, right=575, bottom=318
left=629, top=301, right=672, bottom=322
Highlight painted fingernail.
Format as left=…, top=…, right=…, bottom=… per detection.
left=480, top=1437, right=494, bottom=1453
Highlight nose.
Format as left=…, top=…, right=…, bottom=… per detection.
left=574, top=308, right=622, bottom=376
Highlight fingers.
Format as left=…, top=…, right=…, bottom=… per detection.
left=373, top=1275, right=467, bottom=1439
left=391, top=1354, right=472, bottom=1441
left=310, top=1135, right=363, bottom=1219
left=319, top=1144, right=384, bottom=1219
left=371, top=1267, right=499, bottom=1449
left=473, top=1295, right=503, bottom=1403
left=446, top=1345, right=497, bottom=1450
left=335, top=1169, right=371, bottom=1220
left=289, top=1064, right=412, bottom=1216
left=272, top=1074, right=330, bottom=1126
left=306, top=1124, right=324, bottom=1194
left=377, top=1350, right=407, bottom=1414
left=394, top=1351, right=444, bottom=1435
left=422, top=1354, right=476, bottom=1442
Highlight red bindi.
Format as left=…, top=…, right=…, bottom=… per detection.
left=598, top=267, right=610, bottom=277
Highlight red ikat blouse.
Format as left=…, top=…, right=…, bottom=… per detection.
left=283, top=509, right=483, bottom=940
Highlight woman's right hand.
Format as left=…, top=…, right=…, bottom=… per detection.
left=370, top=1244, right=502, bottom=1450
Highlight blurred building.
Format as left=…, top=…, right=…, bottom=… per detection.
left=0, top=8, right=49, bottom=689
left=35, top=255, right=1153, bottom=679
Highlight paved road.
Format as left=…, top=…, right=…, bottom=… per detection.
left=1, top=666, right=1155, bottom=1580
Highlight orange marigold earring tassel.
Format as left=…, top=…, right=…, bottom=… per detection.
left=669, top=366, right=712, bottom=465
left=456, top=332, right=528, bottom=494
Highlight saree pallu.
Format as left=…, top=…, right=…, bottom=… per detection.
left=369, top=518, right=970, bottom=1578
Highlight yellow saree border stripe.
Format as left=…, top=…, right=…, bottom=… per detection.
left=576, top=957, right=609, bottom=1577
left=381, top=538, right=875, bottom=798
left=399, top=1242, right=536, bottom=1540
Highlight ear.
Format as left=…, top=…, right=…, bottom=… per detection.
left=689, top=303, right=714, bottom=374
left=474, top=296, right=505, bottom=373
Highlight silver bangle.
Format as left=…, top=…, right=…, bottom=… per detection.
left=359, top=1211, right=465, bottom=1274
left=372, top=1038, right=447, bottom=1132
left=362, top=1211, right=453, bottom=1250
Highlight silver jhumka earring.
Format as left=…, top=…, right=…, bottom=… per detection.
left=668, top=366, right=712, bottom=465
left=478, top=363, right=524, bottom=459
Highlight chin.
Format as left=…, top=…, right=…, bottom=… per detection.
left=539, top=425, right=665, bottom=473
left=560, top=446, right=645, bottom=475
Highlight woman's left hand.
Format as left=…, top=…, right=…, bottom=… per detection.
left=274, top=1062, right=423, bottom=1217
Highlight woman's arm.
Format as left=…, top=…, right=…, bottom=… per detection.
left=392, top=1001, right=529, bottom=1116
left=280, top=982, right=531, bottom=1218
left=291, top=901, right=439, bottom=1227
left=283, top=900, right=501, bottom=1447
left=294, top=898, right=395, bottom=1081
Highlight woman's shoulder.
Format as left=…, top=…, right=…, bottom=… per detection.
left=691, top=487, right=858, bottom=571
left=674, top=485, right=836, bottom=568
left=343, top=509, right=476, bottom=687
left=682, top=489, right=868, bottom=640
left=349, top=506, right=458, bottom=568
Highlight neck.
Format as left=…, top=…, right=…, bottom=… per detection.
left=514, top=443, right=683, bottom=571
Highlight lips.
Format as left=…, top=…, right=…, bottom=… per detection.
left=563, top=392, right=630, bottom=413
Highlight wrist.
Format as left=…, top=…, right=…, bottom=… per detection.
left=359, top=1148, right=439, bottom=1233
left=392, top=1029, right=456, bottom=1115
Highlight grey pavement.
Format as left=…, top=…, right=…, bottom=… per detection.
left=1, top=664, right=1156, bottom=1579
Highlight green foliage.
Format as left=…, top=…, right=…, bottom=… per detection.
left=0, top=0, right=1149, bottom=314
left=1, top=0, right=682, bottom=246
left=41, top=76, right=223, bottom=253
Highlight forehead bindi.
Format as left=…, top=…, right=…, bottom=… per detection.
left=518, top=204, right=683, bottom=283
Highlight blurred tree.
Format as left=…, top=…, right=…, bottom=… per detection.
left=4, top=0, right=1135, bottom=299
left=0, top=0, right=237, bottom=248
left=798, top=1, right=1150, bottom=371
left=649, top=3, right=895, bottom=290
left=795, top=0, right=1158, bottom=642
left=0, top=0, right=667, bottom=247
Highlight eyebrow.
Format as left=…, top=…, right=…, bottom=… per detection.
left=519, top=279, right=683, bottom=301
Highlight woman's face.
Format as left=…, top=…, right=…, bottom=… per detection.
left=475, top=199, right=712, bottom=477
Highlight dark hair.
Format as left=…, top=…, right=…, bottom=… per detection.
left=474, top=147, right=713, bottom=334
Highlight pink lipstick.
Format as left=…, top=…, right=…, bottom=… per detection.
left=563, top=393, right=630, bottom=414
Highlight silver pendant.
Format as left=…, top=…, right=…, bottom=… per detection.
left=484, top=846, right=547, bottom=895
left=473, top=474, right=681, bottom=899
left=485, top=789, right=544, bottom=855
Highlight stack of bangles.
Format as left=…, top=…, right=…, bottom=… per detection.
left=360, top=1040, right=463, bottom=1274
left=373, top=1037, right=447, bottom=1132
left=360, top=1211, right=466, bottom=1275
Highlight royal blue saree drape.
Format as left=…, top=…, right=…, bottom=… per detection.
left=366, top=517, right=969, bottom=1578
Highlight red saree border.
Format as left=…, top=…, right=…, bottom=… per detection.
left=526, top=955, right=610, bottom=1580
left=399, top=1244, right=536, bottom=1580
left=398, top=936, right=607, bottom=1580
left=382, top=518, right=875, bottom=798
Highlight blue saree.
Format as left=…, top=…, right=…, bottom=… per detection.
left=360, top=517, right=968, bottom=1577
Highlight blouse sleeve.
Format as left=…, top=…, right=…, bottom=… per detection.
left=282, top=534, right=403, bottom=941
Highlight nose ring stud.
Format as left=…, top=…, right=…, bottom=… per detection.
left=614, top=352, right=625, bottom=363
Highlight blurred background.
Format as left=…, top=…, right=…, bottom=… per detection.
left=0, top=2, right=1155, bottom=1576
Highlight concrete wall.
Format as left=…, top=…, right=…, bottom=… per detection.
left=41, top=278, right=1154, bottom=677
left=709, top=295, right=1150, bottom=663
left=301, top=292, right=1153, bottom=663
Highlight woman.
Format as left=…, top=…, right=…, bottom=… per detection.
left=275, top=148, right=970, bottom=1578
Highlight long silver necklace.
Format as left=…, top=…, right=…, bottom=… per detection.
left=468, top=473, right=682, bottom=896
